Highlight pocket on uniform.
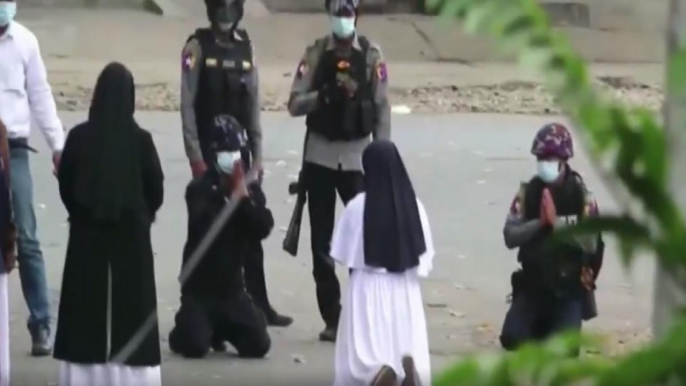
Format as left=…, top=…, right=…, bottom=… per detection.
left=0, top=63, right=26, bottom=95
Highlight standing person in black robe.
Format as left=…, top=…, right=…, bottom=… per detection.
left=168, top=114, right=272, bottom=359
left=53, top=62, right=165, bottom=386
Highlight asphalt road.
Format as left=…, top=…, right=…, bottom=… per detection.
left=6, top=112, right=654, bottom=385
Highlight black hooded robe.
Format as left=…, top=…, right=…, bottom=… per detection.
left=53, top=123, right=164, bottom=367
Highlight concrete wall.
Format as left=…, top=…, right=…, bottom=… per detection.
left=22, top=0, right=143, bottom=8
left=19, top=0, right=669, bottom=34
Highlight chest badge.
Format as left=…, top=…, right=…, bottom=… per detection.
left=205, top=58, right=218, bottom=67
left=337, top=60, right=351, bottom=70
left=222, top=60, right=236, bottom=69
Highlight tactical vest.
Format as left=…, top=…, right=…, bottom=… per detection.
left=305, top=36, right=376, bottom=142
left=191, top=28, right=253, bottom=163
left=517, top=166, right=586, bottom=297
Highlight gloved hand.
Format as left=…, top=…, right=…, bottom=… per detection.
left=190, top=159, right=207, bottom=178
left=317, top=83, right=347, bottom=106
left=247, top=181, right=267, bottom=207
left=336, top=73, right=358, bottom=98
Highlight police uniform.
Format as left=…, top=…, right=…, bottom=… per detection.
left=287, top=32, right=391, bottom=338
left=169, top=116, right=273, bottom=359
left=180, top=28, right=261, bottom=168
left=499, top=124, right=602, bottom=355
left=181, top=18, right=292, bottom=326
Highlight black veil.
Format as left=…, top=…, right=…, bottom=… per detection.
left=362, top=140, right=426, bottom=272
left=72, top=62, right=142, bottom=223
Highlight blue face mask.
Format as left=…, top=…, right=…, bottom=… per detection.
left=330, top=16, right=355, bottom=39
left=537, top=160, right=561, bottom=183
left=0, top=2, right=16, bottom=27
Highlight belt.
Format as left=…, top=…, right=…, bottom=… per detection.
left=8, top=138, right=38, bottom=153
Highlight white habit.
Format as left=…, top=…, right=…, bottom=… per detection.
left=58, top=362, right=161, bottom=386
left=331, top=193, right=434, bottom=386
left=0, top=274, right=9, bottom=386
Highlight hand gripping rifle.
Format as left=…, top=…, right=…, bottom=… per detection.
left=282, top=129, right=310, bottom=257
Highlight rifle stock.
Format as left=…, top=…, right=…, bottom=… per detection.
left=283, top=123, right=310, bottom=257
left=282, top=189, right=306, bottom=257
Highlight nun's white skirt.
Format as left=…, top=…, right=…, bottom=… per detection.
left=58, top=362, right=161, bottom=386
left=0, top=274, right=9, bottom=386
left=333, top=268, right=431, bottom=386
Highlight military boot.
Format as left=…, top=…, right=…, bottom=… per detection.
left=264, top=308, right=293, bottom=327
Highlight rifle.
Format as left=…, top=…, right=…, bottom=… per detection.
left=282, top=129, right=310, bottom=257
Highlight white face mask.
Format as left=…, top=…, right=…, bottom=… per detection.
left=537, top=160, right=561, bottom=183
left=330, top=16, right=355, bottom=39
left=216, top=151, right=242, bottom=174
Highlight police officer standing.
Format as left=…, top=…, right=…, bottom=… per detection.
left=287, top=0, right=391, bottom=342
left=180, top=0, right=292, bottom=327
left=499, top=123, right=603, bottom=355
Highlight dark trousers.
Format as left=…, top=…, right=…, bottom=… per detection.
left=500, top=294, right=583, bottom=356
left=305, top=162, right=363, bottom=328
left=244, top=241, right=272, bottom=313
left=168, top=293, right=271, bottom=359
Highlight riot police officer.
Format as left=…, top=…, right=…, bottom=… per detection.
left=499, top=123, right=603, bottom=355
left=287, top=0, right=391, bottom=342
left=169, top=115, right=272, bottom=359
left=180, top=0, right=292, bottom=328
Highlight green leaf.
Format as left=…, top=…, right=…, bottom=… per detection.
left=429, top=0, right=686, bottom=384
left=554, top=216, right=652, bottom=242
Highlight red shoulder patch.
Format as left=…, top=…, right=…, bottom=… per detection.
left=376, top=62, right=388, bottom=83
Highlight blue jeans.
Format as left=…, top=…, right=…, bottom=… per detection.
left=10, top=147, right=50, bottom=335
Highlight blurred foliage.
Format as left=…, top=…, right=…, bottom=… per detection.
left=425, top=0, right=686, bottom=384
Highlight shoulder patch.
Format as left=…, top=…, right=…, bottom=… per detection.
left=182, top=39, right=200, bottom=72
left=509, top=182, right=528, bottom=218
left=296, top=60, right=309, bottom=79
left=375, top=62, right=388, bottom=83
left=182, top=50, right=196, bottom=71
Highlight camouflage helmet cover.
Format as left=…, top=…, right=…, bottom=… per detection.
left=530, top=123, right=574, bottom=159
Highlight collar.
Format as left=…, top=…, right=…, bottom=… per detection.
left=0, top=22, right=15, bottom=40
left=325, top=34, right=361, bottom=51
left=231, top=28, right=244, bottom=41
left=211, top=25, right=244, bottom=41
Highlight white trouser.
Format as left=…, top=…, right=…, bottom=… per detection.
left=0, top=273, right=9, bottom=386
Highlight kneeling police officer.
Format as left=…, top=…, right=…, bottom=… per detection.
left=169, top=115, right=273, bottom=359
left=500, top=123, right=604, bottom=355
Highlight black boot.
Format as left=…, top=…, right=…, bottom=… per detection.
left=318, top=325, right=337, bottom=342
left=265, top=308, right=293, bottom=327
left=211, top=333, right=226, bottom=353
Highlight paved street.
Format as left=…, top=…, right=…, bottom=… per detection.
left=6, top=112, right=654, bottom=385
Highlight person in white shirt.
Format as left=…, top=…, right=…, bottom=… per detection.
left=0, top=0, right=64, bottom=357
left=330, top=140, right=433, bottom=386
